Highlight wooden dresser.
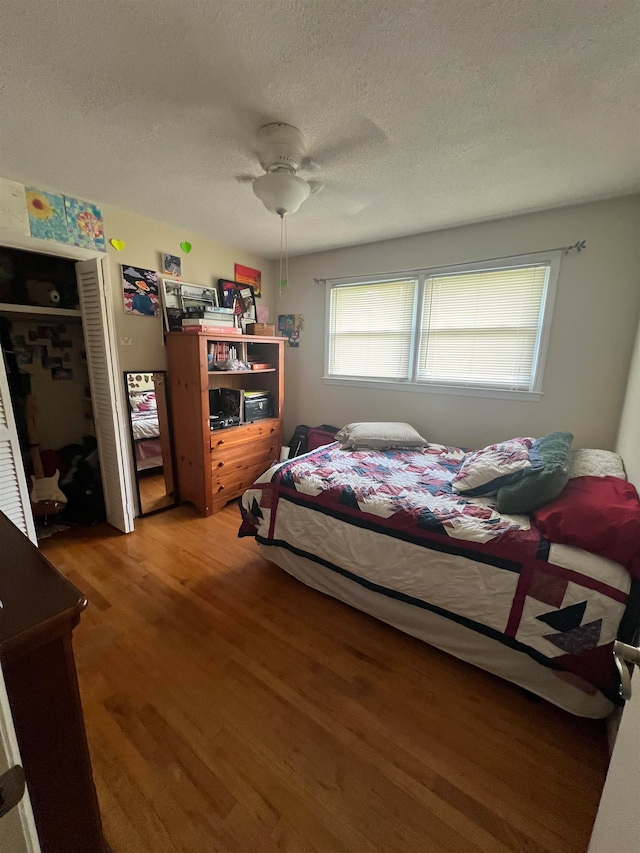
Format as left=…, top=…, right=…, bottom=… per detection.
left=0, top=513, right=107, bottom=853
left=166, top=332, right=284, bottom=516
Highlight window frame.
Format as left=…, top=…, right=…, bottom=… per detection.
left=323, top=251, right=561, bottom=401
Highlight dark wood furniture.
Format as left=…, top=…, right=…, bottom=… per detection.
left=0, top=513, right=107, bottom=853
left=166, top=332, right=285, bottom=516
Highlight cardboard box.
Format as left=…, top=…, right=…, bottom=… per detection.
left=246, top=323, right=275, bottom=336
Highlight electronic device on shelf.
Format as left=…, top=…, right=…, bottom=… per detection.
left=209, top=413, right=241, bottom=431
left=244, top=391, right=273, bottom=422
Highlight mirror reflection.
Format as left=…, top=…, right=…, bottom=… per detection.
left=124, top=371, right=177, bottom=516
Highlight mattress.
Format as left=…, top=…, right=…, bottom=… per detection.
left=240, top=443, right=636, bottom=717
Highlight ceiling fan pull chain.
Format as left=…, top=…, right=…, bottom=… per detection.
left=284, top=213, right=289, bottom=290
left=279, top=214, right=285, bottom=296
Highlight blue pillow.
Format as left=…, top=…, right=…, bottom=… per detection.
left=497, top=432, right=573, bottom=514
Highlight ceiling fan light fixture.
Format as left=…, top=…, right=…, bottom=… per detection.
left=252, top=170, right=310, bottom=216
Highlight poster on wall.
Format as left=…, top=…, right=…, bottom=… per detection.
left=234, top=263, right=261, bottom=297
left=0, top=178, right=29, bottom=235
left=121, top=265, right=160, bottom=316
left=218, top=279, right=257, bottom=321
left=278, top=314, right=304, bottom=347
left=25, top=188, right=70, bottom=243
left=64, top=197, right=105, bottom=251
left=162, top=253, right=182, bottom=278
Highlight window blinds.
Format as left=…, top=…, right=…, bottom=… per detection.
left=417, top=264, right=549, bottom=389
left=329, top=279, right=416, bottom=379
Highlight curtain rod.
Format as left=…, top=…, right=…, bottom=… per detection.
left=312, top=240, right=586, bottom=285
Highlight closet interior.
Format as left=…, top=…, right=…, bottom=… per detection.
left=0, top=246, right=106, bottom=536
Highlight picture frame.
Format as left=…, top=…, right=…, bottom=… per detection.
left=234, top=263, right=262, bottom=297
left=160, top=278, right=219, bottom=332
left=218, top=279, right=257, bottom=323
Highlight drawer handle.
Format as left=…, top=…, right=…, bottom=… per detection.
left=217, top=461, right=225, bottom=468
left=217, top=439, right=224, bottom=446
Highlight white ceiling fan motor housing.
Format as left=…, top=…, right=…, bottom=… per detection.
left=257, top=123, right=307, bottom=173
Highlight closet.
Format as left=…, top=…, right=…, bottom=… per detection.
left=0, top=234, right=134, bottom=540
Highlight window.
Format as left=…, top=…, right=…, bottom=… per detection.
left=325, top=253, right=560, bottom=399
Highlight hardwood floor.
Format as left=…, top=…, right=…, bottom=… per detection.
left=40, top=503, right=610, bottom=853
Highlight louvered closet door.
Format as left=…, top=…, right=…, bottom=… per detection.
left=0, top=352, right=36, bottom=544
left=76, top=259, right=134, bottom=533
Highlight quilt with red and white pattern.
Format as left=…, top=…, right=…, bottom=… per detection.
left=240, top=443, right=636, bottom=704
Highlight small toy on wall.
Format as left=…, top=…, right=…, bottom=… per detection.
left=121, top=265, right=160, bottom=316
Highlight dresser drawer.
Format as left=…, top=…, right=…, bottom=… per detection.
left=211, top=458, right=276, bottom=501
left=210, top=435, right=279, bottom=474
left=209, top=419, right=279, bottom=452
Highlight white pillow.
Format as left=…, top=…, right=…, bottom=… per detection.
left=569, top=449, right=626, bottom=480
left=336, top=422, right=428, bottom=450
left=452, top=437, right=534, bottom=496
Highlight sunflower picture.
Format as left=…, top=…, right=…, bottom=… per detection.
left=25, top=187, right=69, bottom=243
left=26, top=191, right=53, bottom=220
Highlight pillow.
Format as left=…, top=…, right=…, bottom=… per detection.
left=130, top=391, right=156, bottom=412
left=336, top=422, right=427, bottom=451
left=451, top=437, right=534, bottom=496
left=533, top=476, right=640, bottom=577
left=569, top=448, right=626, bottom=480
left=497, top=431, right=573, bottom=514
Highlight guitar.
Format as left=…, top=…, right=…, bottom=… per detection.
left=24, top=394, right=67, bottom=516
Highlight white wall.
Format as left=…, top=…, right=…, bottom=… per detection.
left=616, top=318, right=640, bottom=487
left=277, top=195, right=640, bottom=449
left=100, top=205, right=275, bottom=374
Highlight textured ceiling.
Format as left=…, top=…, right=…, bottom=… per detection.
left=1, top=0, right=638, bottom=258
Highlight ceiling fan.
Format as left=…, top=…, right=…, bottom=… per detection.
left=235, top=123, right=322, bottom=217
left=236, top=122, right=375, bottom=218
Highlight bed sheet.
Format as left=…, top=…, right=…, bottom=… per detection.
left=131, top=409, right=160, bottom=440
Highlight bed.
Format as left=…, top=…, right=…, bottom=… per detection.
left=129, top=391, right=163, bottom=471
left=239, top=436, right=640, bottom=718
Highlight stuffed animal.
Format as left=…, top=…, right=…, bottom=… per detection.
left=25, top=279, right=61, bottom=307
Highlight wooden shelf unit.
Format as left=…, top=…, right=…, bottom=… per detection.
left=166, top=332, right=285, bottom=516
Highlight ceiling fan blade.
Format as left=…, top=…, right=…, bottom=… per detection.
left=299, top=158, right=322, bottom=174
left=236, top=174, right=259, bottom=184
left=321, top=180, right=374, bottom=215
left=308, top=117, right=388, bottom=168
left=307, top=179, right=325, bottom=195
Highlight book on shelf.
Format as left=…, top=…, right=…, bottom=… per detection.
left=182, top=314, right=235, bottom=325
left=182, top=324, right=242, bottom=334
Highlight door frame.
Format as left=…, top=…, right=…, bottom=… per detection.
left=0, top=228, right=135, bottom=533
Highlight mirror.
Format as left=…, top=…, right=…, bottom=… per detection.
left=124, top=371, right=177, bottom=516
